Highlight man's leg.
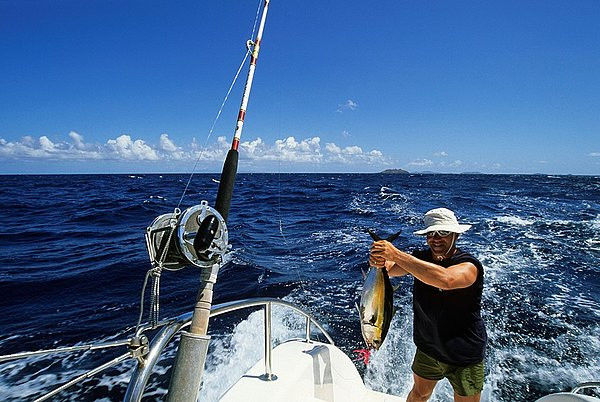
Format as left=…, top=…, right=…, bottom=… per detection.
left=448, top=360, right=484, bottom=402
left=407, top=373, right=438, bottom=402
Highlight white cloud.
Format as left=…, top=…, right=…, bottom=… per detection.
left=159, top=133, right=187, bottom=160
left=336, top=99, right=358, bottom=113
left=39, top=136, right=56, bottom=152
left=106, top=135, right=159, bottom=160
left=22, top=136, right=35, bottom=147
left=239, top=137, right=263, bottom=155
left=589, top=152, right=600, bottom=157
left=408, top=158, right=434, bottom=167
left=0, top=132, right=388, bottom=167
left=271, top=136, right=322, bottom=162
left=344, top=145, right=362, bottom=155
left=0, top=132, right=104, bottom=160
left=159, top=133, right=177, bottom=152
left=440, top=159, right=463, bottom=167
left=69, top=131, right=87, bottom=150
left=324, top=141, right=386, bottom=164
left=325, top=143, right=341, bottom=154
left=434, top=151, right=448, bottom=157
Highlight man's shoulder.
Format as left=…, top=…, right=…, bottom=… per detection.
left=454, top=248, right=477, bottom=260
left=453, top=249, right=483, bottom=270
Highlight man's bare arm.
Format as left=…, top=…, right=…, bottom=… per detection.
left=371, top=240, right=478, bottom=289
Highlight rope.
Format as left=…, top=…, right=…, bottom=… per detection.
left=136, top=212, right=179, bottom=332
left=135, top=269, right=153, bottom=333
left=151, top=271, right=161, bottom=327
left=176, top=0, right=264, bottom=210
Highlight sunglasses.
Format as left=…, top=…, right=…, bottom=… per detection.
left=426, top=230, right=453, bottom=238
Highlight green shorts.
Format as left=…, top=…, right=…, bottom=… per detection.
left=412, top=349, right=484, bottom=397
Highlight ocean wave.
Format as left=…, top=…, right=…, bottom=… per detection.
left=1, top=173, right=598, bottom=401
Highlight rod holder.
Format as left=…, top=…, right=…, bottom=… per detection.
left=166, top=332, right=211, bottom=402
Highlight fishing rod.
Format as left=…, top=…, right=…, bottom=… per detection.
left=167, top=1, right=271, bottom=401
left=192, top=0, right=269, bottom=252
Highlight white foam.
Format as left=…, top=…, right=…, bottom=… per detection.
left=496, top=216, right=534, bottom=226
left=363, top=307, right=414, bottom=398
left=350, top=194, right=376, bottom=215
left=379, top=186, right=408, bottom=202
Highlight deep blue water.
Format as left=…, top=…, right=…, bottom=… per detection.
left=0, top=173, right=599, bottom=401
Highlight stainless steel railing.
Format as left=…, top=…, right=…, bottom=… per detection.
left=124, top=297, right=334, bottom=402
left=0, top=297, right=333, bottom=402
left=571, top=382, right=600, bottom=394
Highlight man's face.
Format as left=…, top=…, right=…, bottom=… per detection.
left=426, top=232, right=456, bottom=260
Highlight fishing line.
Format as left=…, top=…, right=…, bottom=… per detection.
left=276, top=164, right=310, bottom=308
left=271, top=0, right=312, bottom=310
left=273, top=93, right=311, bottom=309
left=277, top=167, right=302, bottom=283
left=176, top=0, right=264, bottom=210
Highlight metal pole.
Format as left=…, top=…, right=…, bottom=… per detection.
left=305, top=316, right=311, bottom=342
left=166, top=264, right=217, bottom=402
left=260, top=302, right=276, bottom=381
left=167, top=2, right=271, bottom=401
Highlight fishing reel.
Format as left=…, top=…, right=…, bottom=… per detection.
left=145, top=201, right=228, bottom=269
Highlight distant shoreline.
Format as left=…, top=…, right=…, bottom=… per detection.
left=0, top=172, right=596, bottom=177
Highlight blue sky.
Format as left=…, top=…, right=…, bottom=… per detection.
left=1, top=0, right=599, bottom=174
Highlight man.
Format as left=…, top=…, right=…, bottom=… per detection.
left=369, top=208, right=487, bottom=402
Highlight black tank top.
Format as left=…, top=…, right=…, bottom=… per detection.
left=411, top=248, right=487, bottom=366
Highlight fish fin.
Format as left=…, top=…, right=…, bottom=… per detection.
left=367, top=229, right=382, bottom=241
left=354, top=302, right=361, bottom=315
left=385, top=230, right=402, bottom=243
left=361, top=267, right=367, bottom=279
left=368, top=229, right=402, bottom=243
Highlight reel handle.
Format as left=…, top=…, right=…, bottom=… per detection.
left=193, top=215, right=220, bottom=255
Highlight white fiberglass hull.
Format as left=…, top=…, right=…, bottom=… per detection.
left=220, top=340, right=406, bottom=402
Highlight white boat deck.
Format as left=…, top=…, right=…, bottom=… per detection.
left=220, top=340, right=406, bottom=402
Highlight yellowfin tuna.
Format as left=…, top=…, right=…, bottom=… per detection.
left=357, top=230, right=400, bottom=352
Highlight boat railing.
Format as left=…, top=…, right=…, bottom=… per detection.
left=0, top=297, right=334, bottom=402
left=572, top=382, right=600, bottom=395
left=125, top=297, right=334, bottom=401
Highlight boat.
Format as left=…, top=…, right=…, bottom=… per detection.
left=0, top=1, right=406, bottom=401
left=1, top=2, right=598, bottom=401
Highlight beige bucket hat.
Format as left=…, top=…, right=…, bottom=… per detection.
left=413, top=208, right=472, bottom=235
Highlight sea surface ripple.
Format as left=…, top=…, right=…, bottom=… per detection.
left=0, top=173, right=598, bottom=401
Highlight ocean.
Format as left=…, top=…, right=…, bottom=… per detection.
left=0, top=173, right=598, bottom=401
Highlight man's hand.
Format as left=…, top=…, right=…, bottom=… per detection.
left=369, top=240, right=399, bottom=268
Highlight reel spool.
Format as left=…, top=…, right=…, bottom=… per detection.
left=145, top=201, right=228, bottom=269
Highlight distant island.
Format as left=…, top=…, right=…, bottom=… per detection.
left=378, top=170, right=487, bottom=175
left=380, top=168, right=409, bottom=174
